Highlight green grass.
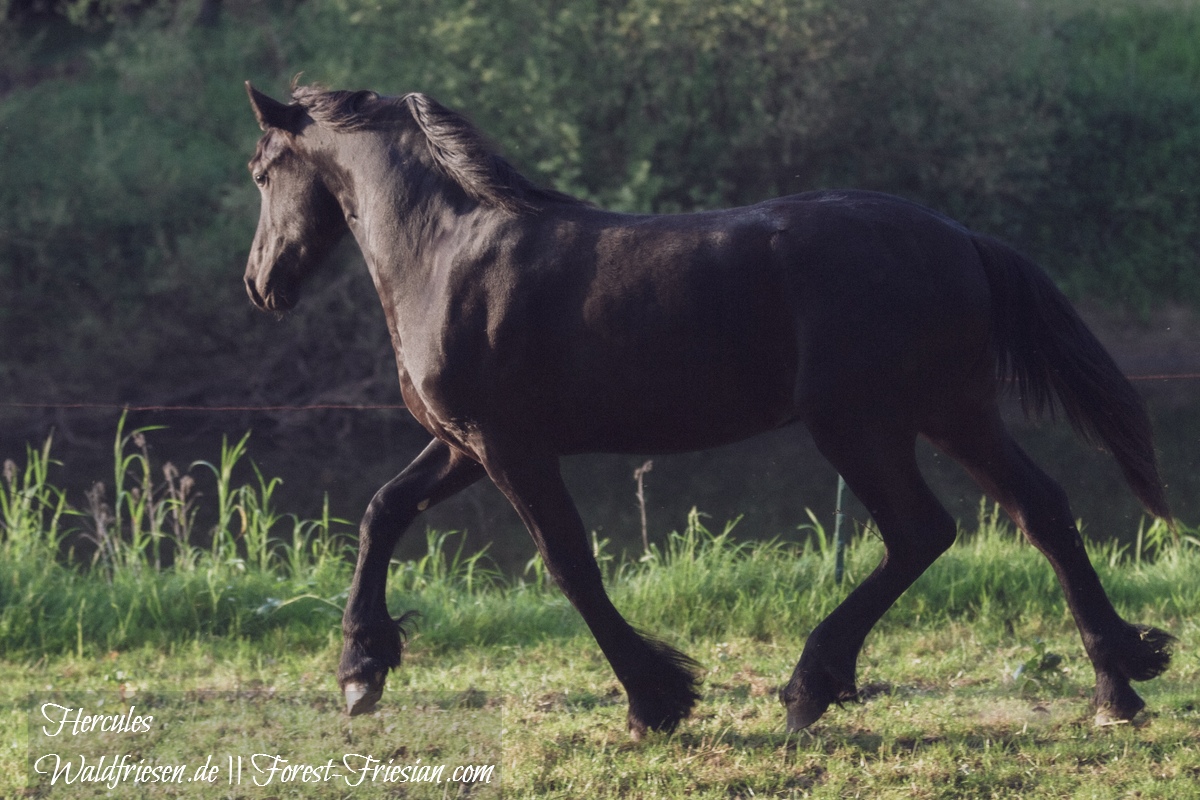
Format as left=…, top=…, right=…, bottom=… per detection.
left=2, top=427, right=1199, bottom=797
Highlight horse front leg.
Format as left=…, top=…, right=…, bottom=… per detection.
left=339, top=438, right=485, bottom=715
left=481, top=444, right=702, bottom=738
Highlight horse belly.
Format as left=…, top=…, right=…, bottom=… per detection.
left=549, top=321, right=799, bottom=455
left=549, top=391, right=797, bottom=455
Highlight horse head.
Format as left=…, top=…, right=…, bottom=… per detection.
left=244, top=83, right=348, bottom=312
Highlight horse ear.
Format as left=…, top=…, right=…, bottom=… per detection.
left=245, top=82, right=303, bottom=132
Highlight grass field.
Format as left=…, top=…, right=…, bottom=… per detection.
left=2, top=428, right=1199, bottom=797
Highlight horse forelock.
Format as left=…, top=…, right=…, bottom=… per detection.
left=290, top=84, right=583, bottom=213
left=249, top=129, right=292, bottom=173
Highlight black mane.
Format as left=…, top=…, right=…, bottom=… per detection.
left=291, top=84, right=583, bottom=213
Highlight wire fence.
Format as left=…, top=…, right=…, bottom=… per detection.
left=3, top=372, right=1199, bottom=415
left=0, top=402, right=408, bottom=412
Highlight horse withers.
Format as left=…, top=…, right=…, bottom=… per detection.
left=243, top=82, right=1173, bottom=736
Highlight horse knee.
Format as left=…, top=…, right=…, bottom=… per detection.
left=361, top=486, right=421, bottom=541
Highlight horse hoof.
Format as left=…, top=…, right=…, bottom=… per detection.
left=1093, top=696, right=1142, bottom=727
left=1092, top=674, right=1145, bottom=727
left=343, top=677, right=383, bottom=716
left=1093, top=709, right=1132, bottom=727
left=785, top=698, right=830, bottom=732
left=780, top=673, right=844, bottom=732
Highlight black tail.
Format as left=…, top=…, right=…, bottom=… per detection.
left=973, top=235, right=1171, bottom=522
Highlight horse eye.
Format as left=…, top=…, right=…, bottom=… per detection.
left=254, top=172, right=268, bottom=187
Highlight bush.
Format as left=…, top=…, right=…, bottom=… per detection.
left=1033, top=3, right=1200, bottom=308
left=0, top=0, right=1197, bottom=446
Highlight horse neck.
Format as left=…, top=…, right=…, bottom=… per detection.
left=332, top=135, right=467, bottom=293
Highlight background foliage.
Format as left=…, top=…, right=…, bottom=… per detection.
left=3, top=0, right=1199, bottom=422
left=2, top=0, right=1199, bottom=547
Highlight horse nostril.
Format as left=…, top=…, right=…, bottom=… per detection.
left=245, top=277, right=265, bottom=307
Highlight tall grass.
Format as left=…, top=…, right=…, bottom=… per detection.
left=608, top=501, right=1200, bottom=646
left=2, top=424, right=1198, bottom=662
left=0, top=417, right=355, bottom=656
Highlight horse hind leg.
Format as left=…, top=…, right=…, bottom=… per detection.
left=782, top=420, right=958, bottom=730
left=929, top=408, right=1174, bottom=724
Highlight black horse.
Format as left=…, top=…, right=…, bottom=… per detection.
left=243, top=82, right=1173, bottom=736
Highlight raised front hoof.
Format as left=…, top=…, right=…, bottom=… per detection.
left=343, top=675, right=385, bottom=716
left=782, top=693, right=833, bottom=732
left=338, top=653, right=396, bottom=717
left=779, top=671, right=856, bottom=732
left=338, top=613, right=414, bottom=716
